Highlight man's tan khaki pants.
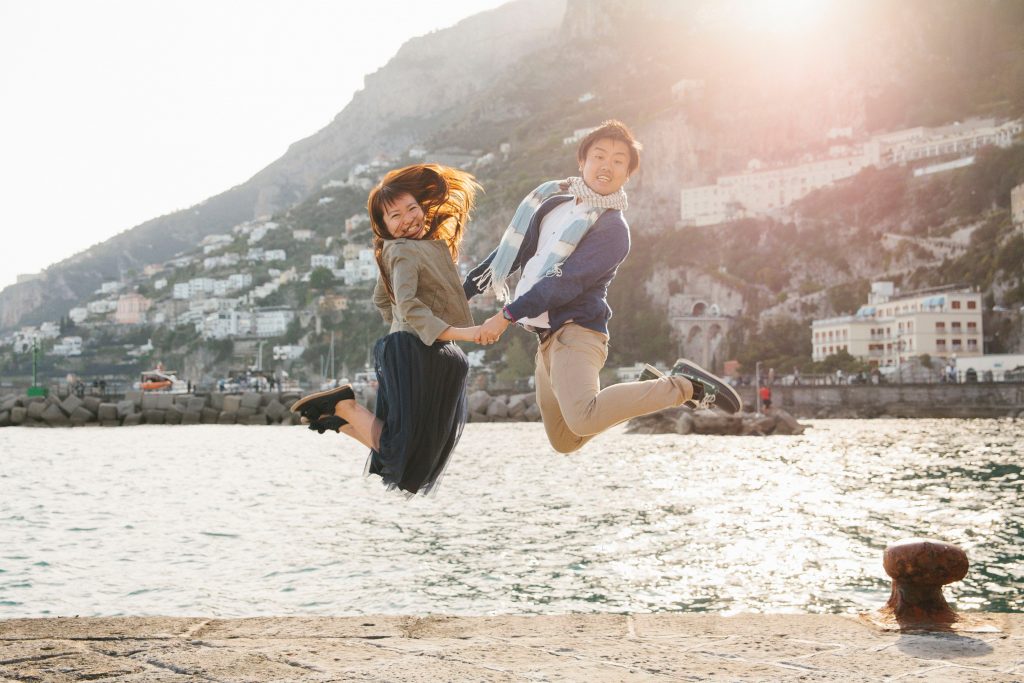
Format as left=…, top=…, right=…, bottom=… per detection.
left=534, top=324, right=691, bottom=453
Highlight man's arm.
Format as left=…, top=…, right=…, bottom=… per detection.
left=462, top=247, right=498, bottom=300
left=504, top=217, right=630, bottom=322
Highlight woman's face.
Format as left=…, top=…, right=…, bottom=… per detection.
left=382, top=193, right=426, bottom=239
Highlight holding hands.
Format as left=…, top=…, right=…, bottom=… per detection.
left=475, top=311, right=510, bottom=345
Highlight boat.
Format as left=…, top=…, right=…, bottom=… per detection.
left=136, top=367, right=189, bottom=393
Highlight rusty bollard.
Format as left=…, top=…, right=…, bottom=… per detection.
left=863, top=538, right=998, bottom=632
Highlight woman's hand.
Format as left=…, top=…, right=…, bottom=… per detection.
left=476, top=312, right=510, bottom=344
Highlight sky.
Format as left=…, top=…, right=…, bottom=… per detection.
left=0, top=0, right=508, bottom=290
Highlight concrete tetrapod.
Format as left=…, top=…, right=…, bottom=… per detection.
left=863, top=537, right=999, bottom=632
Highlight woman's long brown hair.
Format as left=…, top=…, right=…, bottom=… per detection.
left=367, top=164, right=480, bottom=302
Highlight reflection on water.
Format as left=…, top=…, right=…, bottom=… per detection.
left=0, top=419, right=1020, bottom=617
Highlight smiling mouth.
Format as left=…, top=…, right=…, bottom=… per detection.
left=596, top=174, right=611, bottom=182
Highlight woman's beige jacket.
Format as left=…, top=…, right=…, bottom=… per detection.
left=372, top=238, right=474, bottom=346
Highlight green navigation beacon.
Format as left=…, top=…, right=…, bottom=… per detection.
left=26, top=338, right=47, bottom=398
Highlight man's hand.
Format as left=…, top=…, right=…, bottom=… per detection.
left=476, top=311, right=510, bottom=344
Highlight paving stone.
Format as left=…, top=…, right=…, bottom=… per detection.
left=200, top=407, right=220, bottom=424
left=187, top=396, right=206, bottom=412
left=97, top=403, right=118, bottom=421
left=217, top=412, right=237, bottom=425
left=140, top=394, right=159, bottom=411
left=121, top=413, right=143, bottom=427
left=222, top=395, right=242, bottom=413
left=181, top=411, right=201, bottom=425
left=142, top=410, right=165, bottom=425
left=70, top=407, right=95, bottom=423
left=82, top=396, right=102, bottom=413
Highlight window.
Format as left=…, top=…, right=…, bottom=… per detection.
left=968, top=300, right=977, bottom=310
left=935, top=322, right=946, bottom=332
left=952, top=322, right=962, bottom=331
left=967, top=322, right=977, bottom=331
left=968, top=339, right=978, bottom=350
left=952, top=301, right=961, bottom=309
left=952, top=339, right=963, bottom=351
left=936, top=340, right=947, bottom=350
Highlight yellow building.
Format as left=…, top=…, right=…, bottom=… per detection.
left=812, top=283, right=983, bottom=367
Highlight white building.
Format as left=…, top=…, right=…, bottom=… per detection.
left=682, top=153, right=869, bottom=226
left=87, top=299, right=117, bottom=315
left=227, top=273, right=253, bottom=292
left=200, top=233, right=232, bottom=247
left=311, top=254, right=338, bottom=270
left=292, top=229, right=313, bottom=241
left=154, top=278, right=167, bottom=291
left=812, top=283, right=983, bottom=367
left=254, top=307, right=295, bottom=338
left=68, top=307, right=89, bottom=324
left=200, top=310, right=251, bottom=340
left=682, top=117, right=1022, bottom=227
left=341, top=249, right=378, bottom=285
left=345, top=214, right=370, bottom=234
left=670, top=78, right=704, bottom=101
left=173, top=283, right=190, bottom=300
left=263, top=249, right=286, bottom=262
left=562, top=126, right=597, bottom=146
left=50, top=336, right=82, bottom=357
left=866, top=118, right=1022, bottom=166
left=189, top=278, right=216, bottom=296
left=273, top=344, right=305, bottom=361
left=99, top=281, right=123, bottom=295
left=38, top=322, right=61, bottom=339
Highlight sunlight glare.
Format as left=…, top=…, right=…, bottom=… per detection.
left=734, top=0, right=831, bottom=33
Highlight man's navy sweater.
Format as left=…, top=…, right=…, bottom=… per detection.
left=463, top=195, right=631, bottom=336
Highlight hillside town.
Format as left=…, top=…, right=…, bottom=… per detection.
left=3, top=110, right=1024, bottom=395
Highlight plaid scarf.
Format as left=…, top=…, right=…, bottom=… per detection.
left=473, top=177, right=627, bottom=302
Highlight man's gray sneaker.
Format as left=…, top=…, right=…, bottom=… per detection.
left=670, top=359, right=743, bottom=414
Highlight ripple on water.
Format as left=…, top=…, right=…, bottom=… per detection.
left=0, top=420, right=1020, bottom=617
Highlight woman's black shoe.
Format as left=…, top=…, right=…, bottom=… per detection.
left=308, top=415, right=347, bottom=434
left=290, top=384, right=355, bottom=426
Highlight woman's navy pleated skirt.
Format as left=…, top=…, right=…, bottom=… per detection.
left=365, top=331, right=469, bottom=496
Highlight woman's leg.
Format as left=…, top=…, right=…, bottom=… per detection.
left=335, top=399, right=383, bottom=451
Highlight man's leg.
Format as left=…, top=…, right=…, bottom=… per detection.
left=534, top=335, right=591, bottom=453
left=549, top=325, right=692, bottom=440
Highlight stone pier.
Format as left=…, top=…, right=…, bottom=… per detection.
left=1, top=614, right=1021, bottom=681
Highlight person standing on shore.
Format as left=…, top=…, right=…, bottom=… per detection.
left=291, top=164, right=484, bottom=496
left=464, top=120, right=741, bottom=454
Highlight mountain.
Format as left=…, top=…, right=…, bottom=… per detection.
left=0, top=0, right=565, bottom=330
left=3, top=0, right=1023, bottom=336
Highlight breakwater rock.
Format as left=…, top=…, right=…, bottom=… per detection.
left=0, top=391, right=305, bottom=428
left=626, top=406, right=808, bottom=436
left=466, top=390, right=543, bottom=423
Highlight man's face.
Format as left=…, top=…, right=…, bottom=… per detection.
left=580, top=137, right=632, bottom=195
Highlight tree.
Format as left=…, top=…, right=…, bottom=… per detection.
left=310, top=267, right=335, bottom=291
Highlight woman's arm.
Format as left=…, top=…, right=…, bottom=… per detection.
left=436, top=325, right=482, bottom=343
